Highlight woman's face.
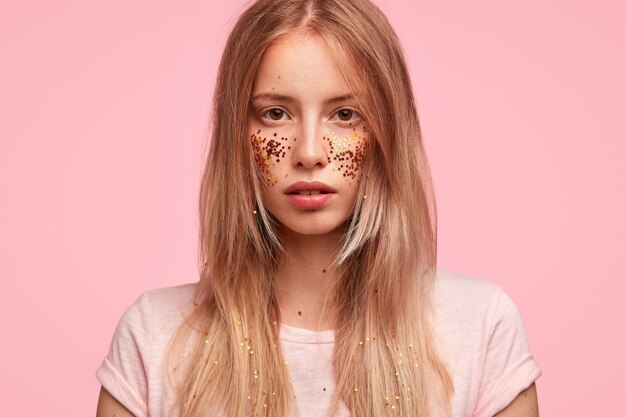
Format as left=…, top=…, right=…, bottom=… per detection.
left=248, top=32, right=368, bottom=236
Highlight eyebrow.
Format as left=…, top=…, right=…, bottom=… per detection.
left=251, top=92, right=355, bottom=105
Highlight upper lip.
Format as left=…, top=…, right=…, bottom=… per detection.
left=284, top=181, right=337, bottom=194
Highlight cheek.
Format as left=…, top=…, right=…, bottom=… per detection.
left=250, top=129, right=291, bottom=186
left=324, top=125, right=368, bottom=183
left=250, top=126, right=369, bottom=186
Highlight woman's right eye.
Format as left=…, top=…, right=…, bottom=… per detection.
left=261, top=108, right=289, bottom=122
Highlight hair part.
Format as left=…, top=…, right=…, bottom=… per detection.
left=164, top=1, right=454, bottom=416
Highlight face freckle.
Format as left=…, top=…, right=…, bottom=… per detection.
left=323, top=129, right=368, bottom=182
left=250, top=130, right=288, bottom=186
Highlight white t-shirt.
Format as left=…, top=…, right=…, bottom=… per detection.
left=96, top=269, right=541, bottom=417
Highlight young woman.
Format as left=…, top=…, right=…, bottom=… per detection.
left=96, top=1, right=541, bottom=416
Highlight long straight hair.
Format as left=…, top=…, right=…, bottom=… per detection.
left=164, top=1, right=454, bottom=416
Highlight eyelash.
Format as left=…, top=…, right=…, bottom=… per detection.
left=259, top=107, right=362, bottom=126
left=332, top=108, right=362, bottom=125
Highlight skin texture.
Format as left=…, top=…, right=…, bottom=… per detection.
left=494, top=382, right=539, bottom=417
left=96, top=30, right=540, bottom=417
left=96, top=386, right=135, bottom=417
left=248, top=32, right=367, bottom=236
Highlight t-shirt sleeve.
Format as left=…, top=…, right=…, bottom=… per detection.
left=473, top=286, right=542, bottom=417
left=96, top=291, right=152, bottom=417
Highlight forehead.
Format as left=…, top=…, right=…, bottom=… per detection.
left=253, top=32, right=356, bottom=100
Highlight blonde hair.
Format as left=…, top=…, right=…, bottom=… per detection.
left=164, top=0, right=454, bottom=416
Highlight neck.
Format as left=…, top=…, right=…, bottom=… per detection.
left=275, top=226, right=343, bottom=331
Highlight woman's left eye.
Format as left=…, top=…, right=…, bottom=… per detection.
left=332, top=108, right=361, bottom=124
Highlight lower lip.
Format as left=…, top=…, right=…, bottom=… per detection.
left=285, top=193, right=336, bottom=210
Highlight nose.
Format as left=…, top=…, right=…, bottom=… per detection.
left=291, top=114, right=329, bottom=170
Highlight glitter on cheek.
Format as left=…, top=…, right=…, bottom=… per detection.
left=323, top=126, right=368, bottom=182
left=250, top=130, right=290, bottom=186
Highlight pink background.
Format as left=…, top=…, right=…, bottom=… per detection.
left=1, top=0, right=623, bottom=415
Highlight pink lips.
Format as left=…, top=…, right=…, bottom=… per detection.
left=284, top=181, right=337, bottom=210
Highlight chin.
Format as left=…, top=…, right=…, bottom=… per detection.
left=276, top=216, right=348, bottom=237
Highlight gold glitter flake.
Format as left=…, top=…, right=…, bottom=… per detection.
left=323, top=130, right=368, bottom=180
left=250, top=131, right=285, bottom=186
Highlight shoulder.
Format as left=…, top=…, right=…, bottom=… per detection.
left=133, top=282, right=199, bottom=317
left=104, top=281, right=198, bottom=344
left=431, top=268, right=542, bottom=417
left=432, top=268, right=503, bottom=319
left=123, top=282, right=200, bottom=339
left=96, top=282, right=199, bottom=417
left=135, top=281, right=198, bottom=308
left=434, top=267, right=501, bottom=294
left=431, top=267, right=528, bottom=346
left=101, top=281, right=199, bottom=358
left=432, top=268, right=530, bottom=340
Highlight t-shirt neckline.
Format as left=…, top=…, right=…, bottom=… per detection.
left=278, top=322, right=335, bottom=344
